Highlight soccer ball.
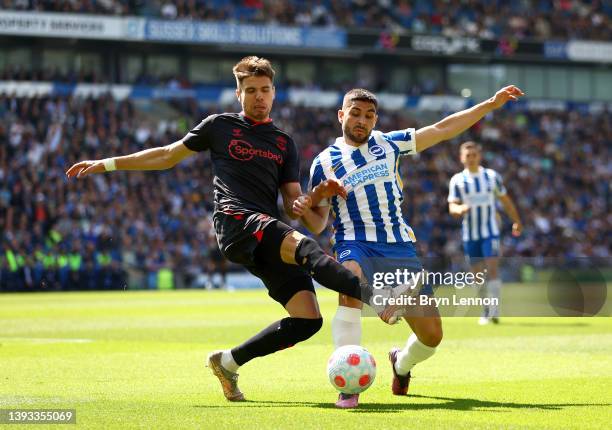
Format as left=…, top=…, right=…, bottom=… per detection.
left=327, top=345, right=376, bottom=394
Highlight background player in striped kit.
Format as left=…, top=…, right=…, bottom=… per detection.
left=448, top=141, right=523, bottom=324
left=293, top=86, right=525, bottom=408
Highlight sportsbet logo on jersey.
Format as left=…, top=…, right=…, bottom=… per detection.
left=228, top=139, right=284, bottom=164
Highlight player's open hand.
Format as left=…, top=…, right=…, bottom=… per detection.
left=292, top=195, right=312, bottom=217
left=313, top=179, right=348, bottom=200
left=490, top=85, right=525, bottom=109
left=512, top=222, right=523, bottom=237
left=65, top=160, right=106, bottom=178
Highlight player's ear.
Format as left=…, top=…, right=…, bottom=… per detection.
left=235, top=88, right=241, bottom=103
left=337, top=109, right=344, bottom=124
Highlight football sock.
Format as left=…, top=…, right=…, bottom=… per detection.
left=394, top=333, right=437, bottom=376
left=332, top=306, right=362, bottom=348
left=294, top=237, right=370, bottom=302
left=231, top=317, right=323, bottom=366
left=220, top=350, right=240, bottom=373
left=487, top=279, right=501, bottom=317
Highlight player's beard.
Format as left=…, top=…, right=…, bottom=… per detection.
left=344, top=124, right=370, bottom=144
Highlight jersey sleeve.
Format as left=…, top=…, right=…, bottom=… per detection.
left=493, top=171, right=507, bottom=196
left=383, top=128, right=417, bottom=156
left=448, top=175, right=462, bottom=203
left=182, top=114, right=218, bottom=152
left=279, top=136, right=300, bottom=184
left=307, top=155, right=329, bottom=207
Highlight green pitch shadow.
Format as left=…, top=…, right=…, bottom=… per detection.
left=195, top=396, right=611, bottom=413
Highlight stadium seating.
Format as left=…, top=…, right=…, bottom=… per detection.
left=0, top=91, right=609, bottom=290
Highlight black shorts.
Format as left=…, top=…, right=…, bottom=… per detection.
left=213, top=210, right=315, bottom=306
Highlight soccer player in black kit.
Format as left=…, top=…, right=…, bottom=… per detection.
left=66, top=56, right=387, bottom=401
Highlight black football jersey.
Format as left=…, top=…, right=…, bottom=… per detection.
left=182, top=113, right=299, bottom=218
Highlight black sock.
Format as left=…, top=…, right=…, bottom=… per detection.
left=231, top=317, right=323, bottom=366
left=294, top=237, right=372, bottom=303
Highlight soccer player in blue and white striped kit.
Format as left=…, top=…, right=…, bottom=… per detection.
left=448, top=141, right=523, bottom=325
left=293, top=86, right=524, bottom=408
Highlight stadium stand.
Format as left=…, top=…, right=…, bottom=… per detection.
left=2, top=0, right=610, bottom=40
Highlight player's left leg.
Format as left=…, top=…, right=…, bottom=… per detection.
left=229, top=289, right=323, bottom=366
left=390, top=304, right=442, bottom=396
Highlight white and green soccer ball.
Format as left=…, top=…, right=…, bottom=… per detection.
left=327, top=345, right=377, bottom=394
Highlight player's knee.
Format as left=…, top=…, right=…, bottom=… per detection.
left=421, top=327, right=443, bottom=347
left=294, top=236, right=324, bottom=267
left=291, top=317, right=323, bottom=342
left=415, top=323, right=443, bottom=347
left=279, top=230, right=304, bottom=264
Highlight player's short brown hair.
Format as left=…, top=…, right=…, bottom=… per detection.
left=460, top=141, right=482, bottom=152
left=342, top=88, right=378, bottom=110
left=233, top=56, right=275, bottom=88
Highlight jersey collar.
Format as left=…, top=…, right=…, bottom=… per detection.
left=334, top=135, right=368, bottom=149
left=240, top=111, right=273, bottom=126
left=463, top=166, right=483, bottom=175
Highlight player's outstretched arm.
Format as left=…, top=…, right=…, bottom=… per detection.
left=415, top=85, right=524, bottom=152
left=65, top=141, right=196, bottom=178
left=498, top=194, right=523, bottom=236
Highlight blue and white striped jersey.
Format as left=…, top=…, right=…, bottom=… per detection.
left=448, top=167, right=507, bottom=241
left=308, top=129, right=418, bottom=244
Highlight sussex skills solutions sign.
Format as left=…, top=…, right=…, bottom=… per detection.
left=145, top=20, right=346, bottom=49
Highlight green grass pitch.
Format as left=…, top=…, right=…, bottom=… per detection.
left=1, top=288, right=610, bottom=429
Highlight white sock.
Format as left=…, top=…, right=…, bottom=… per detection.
left=221, top=350, right=239, bottom=373
left=487, top=279, right=501, bottom=317
left=331, top=306, right=362, bottom=348
left=394, top=333, right=437, bottom=376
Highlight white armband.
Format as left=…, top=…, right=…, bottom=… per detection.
left=103, top=158, right=117, bottom=172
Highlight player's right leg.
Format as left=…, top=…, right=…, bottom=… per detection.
left=279, top=229, right=399, bottom=321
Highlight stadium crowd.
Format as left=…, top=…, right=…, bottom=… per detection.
left=2, top=0, right=610, bottom=41
left=0, top=92, right=610, bottom=290
left=0, top=65, right=108, bottom=84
